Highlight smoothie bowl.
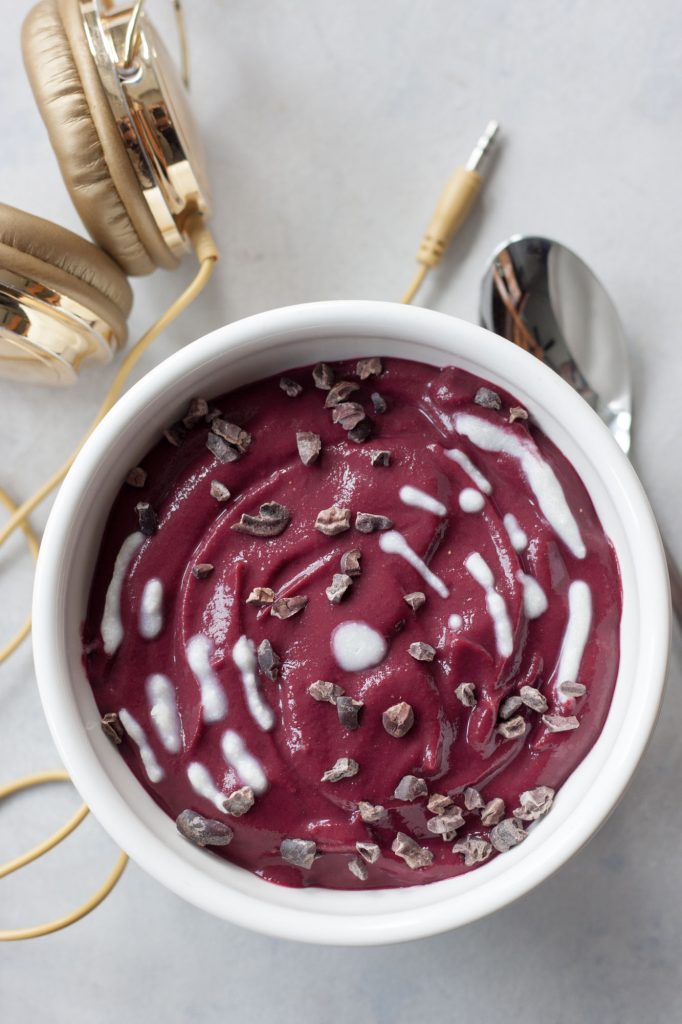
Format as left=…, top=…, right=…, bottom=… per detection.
left=32, top=300, right=670, bottom=944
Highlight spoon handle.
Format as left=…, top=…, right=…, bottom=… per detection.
left=662, top=538, right=682, bottom=624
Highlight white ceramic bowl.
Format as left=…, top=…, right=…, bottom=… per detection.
left=33, top=300, right=670, bottom=946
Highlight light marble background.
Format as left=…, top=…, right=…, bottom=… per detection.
left=1, top=0, right=681, bottom=1019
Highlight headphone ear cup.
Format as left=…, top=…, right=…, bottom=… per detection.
left=0, top=203, right=132, bottom=347
left=21, top=0, right=178, bottom=276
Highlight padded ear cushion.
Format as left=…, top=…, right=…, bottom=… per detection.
left=21, top=0, right=178, bottom=276
left=0, top=203, right=133, bottom=345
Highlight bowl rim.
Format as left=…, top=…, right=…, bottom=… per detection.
left=32, top=299, right=671, bottom=945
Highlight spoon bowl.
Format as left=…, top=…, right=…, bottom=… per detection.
left=480, top=235, right=632, bottom=453
left=481, top=234, right=679, bottom=614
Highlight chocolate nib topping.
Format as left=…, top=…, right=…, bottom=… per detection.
left=206, top=432, right=241, bottom=463
left=211, top=419, right=252, bottom=453
left=340, top=548, right=362, bottom=576
left=499, top=695, right=523, bottom=720
left=558, top=681, right=587, bottom=699
left=257, top=639, right=281, bottom=681
left=315, top=505, right=351, bottom=535
left=509, top=405, right=528, bottom=423
left=223, top=786, right=255, bottom=816
left=481, top=797, right=506, bottom=827
left=332, top=402, right=366, bottom=431
left=324, top=380, right=360, bottom=406
left=426, top=806, right=465, bottom=839
left=209, top=480, right=231, bottom=502
left=356, top=357, right=383, bottom=380
left=348, top=419, right=372, bottom=444
left=474, top=386, right=502, bottom=410
left=280, top=376, right=303, bottom=398
left=356, top=840, right=381, bottom=863
left=312, top=362, right=335, bottom=390
left=280, top=838, right=317, bottom=869
left=135, top=501, right=157, bottom=536
left=542, top=714, right=580, bottom=732
left=371, top=391, right=387, bottom=414
left=403, top=591, right=426, bottom=612
left=192, top=563, right=214, bottom=580
left=348, top=855, right=369, bottom=880
left=336, top=695, right=363, bottom=730
left=427, top=793, right=453, bottom=814
left=464, top=787, right=484, bottom=812
left=182, top=397, right=209, bottom=427
left=176, top=810, right=233, bottom=847
left=355, top=512, right=393, bottom=533
left=296, top=431, right=322, bottom=466
left=358, top=801, right=387, bottom=824
left=391, top=832, right=433, bottom=869
left=513, top=785, right=555, bottom=821
left=326, top=573, right=353, bottom=604
left=163, top=421, right=188, bottom=447
left=382, top=701, right=414, bottom=738
left=308, top=680, right=343, bottom=703
left=371, top=450, right=391, bottom=467
left=519, top=685, right=548, bottom=713
left=490, top=817, right=527, bottom=853
left=271, top=595, right=308, bottom=619
left=101, top=712, right=123, bottom=745
left=455, top=682, right=477, bottom=707
left=321, top=757, right=359, bottom=782
left=452, top=837, right=493, bottom=866
left=497, top=715, right=526, bottom=740
left=232, top=502, right=290, bottom=537
left=408, top=641, right=436, bottom=662
left=393, top=775, right=427, bottom=801
left=246, top=586, right=275, bottom=606
left=126, top=466, right=147, bottom=488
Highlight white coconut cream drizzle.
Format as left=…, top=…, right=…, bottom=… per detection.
left=399, top=485, right=447, bottom=517
left=331, top=621, right=388, bottom=672
left=459, top=488, right=485, bottom=513
left=232, top=635, right=275, bottom=731
left=118, top=708, right=164, bottom=783
left=379, top=530, right=449, bottom=598
left=221, top=730, right=268, bottom=794
left=187, top=761, right=225, bottom=810
left=464, top=552, right=514, bottom=658
left=444, top=448, right=492, bottom=494
left=516, top=572, right=548, bottom=620
left=145, top=673, right=181, bottom=753
left=186, top=633, right=228, bottom=723
left=448, top=614, right=463, bottom=630
left=556, top=580, right=592, bottom=702
left=454, top=414, right=586, bottom=559
left=139, top=578, right=163, bottom=640
left=101, top=532, right=144, bottom=654
left=503, top=513, right=528, bottom=552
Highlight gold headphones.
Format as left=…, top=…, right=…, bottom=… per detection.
left=0, top=0, right=210, bottom=385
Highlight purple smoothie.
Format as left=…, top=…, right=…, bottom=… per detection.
left=83, top=357, right=621, bottom=888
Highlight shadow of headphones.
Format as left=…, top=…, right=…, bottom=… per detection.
left=0, top=0, right=210, bottom=385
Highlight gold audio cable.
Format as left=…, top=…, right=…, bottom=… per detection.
left=401, top=120, right=499, bottom=304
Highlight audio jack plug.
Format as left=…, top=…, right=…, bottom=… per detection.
left=402, top=120, right=500, bottom=304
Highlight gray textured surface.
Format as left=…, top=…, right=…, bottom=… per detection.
left=1, top=0, right=681, bottom=1019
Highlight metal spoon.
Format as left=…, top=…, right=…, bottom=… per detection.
left=480, top=234, right=680, bottom=619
